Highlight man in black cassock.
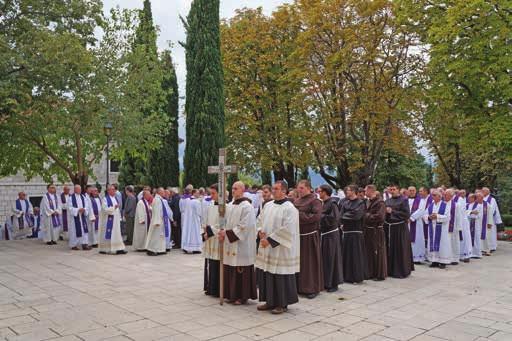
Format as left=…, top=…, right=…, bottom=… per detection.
left=319, top=185, right=343, bottom=291
left=340, top=185, right=367, bottom=284
left=384, top=185, right=414, bottom=278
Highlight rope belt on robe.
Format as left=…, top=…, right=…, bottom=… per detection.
left=321, top=228, right=339, bottom=237
left=384, top=220, right=406, bottom=250
left=300, top=230, right=318, bottom=237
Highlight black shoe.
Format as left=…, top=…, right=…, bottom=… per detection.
left=99, top=251, right=107, bottom=254
left=46, top=242, right=52, bottom=246
left=463, top=259, right=470, bottom=263
left=59, top=236, right=64, bottom=241
left=116, top=250, right=127, bottom=255
left=91, top=244, right=98, bottom=248
left=439, top=264, right=446, bottom=269
left=51, top=241, right=57, bottom=245
left=373, top=278, right=385, bottom=281
left=306, top=293, right=318, bottom=299
left=192, top=251, right=201, bottom=254
left=450, top=262, right=459, bottom=265
left=147, top=251, right=158, bottom=256
left=491, top=249, right=496, bottom=253
left=166, top=249, right=171, bottom=253
left=326, top=287, right=338, bottom=293
left=429, top=263, right=438, bottom=268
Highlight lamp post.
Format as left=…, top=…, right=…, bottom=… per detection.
left=104, top=122, right=113, bottom=189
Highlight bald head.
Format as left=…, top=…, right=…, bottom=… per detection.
left=73, top=185, right=82, bottom=194
left=232, top=181, right=245, bottom=199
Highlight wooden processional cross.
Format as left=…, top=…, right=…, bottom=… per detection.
left=208, top=148, right=238, bottom=305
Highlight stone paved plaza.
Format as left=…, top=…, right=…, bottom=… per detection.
left=0, top=240, right=512, bottom=341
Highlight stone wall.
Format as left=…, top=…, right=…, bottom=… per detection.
left=0, top=156, right=118, bottom=223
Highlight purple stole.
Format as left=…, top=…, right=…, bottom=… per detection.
left=161, top=200, right=170, bottom=238
left=142, top=199, right=151, bottom=231
left=481, top=201, right=488, bottom=240
left=46, top=193, right=61, bottom=228
left=71, top=194, right=88, bottom=237
left=428, top=201, right=446, bottom=252
left=104, top=196, right=116, bottom=240
left=409, top=196, right=421, bottom=243
left=448, top=200, right=457, bottom=233
left=90, top=197, right=100, bottom=231
left=15, top=199, right=32, bottom=229
left=423, top=195, right=433, bottom=246
left=61, top=193, right=68, bottom=232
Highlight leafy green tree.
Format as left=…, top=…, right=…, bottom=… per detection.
left=373, top=150, right=430, bottom=190
left=399, top=0, right=512, bottom=189
left=119, top=0, right=165, bottom=187
left=0, top=2, right=165, bottom=188
left=147, top=50, right=180, bottom=188
left=182, top=0, right=225, bottom=188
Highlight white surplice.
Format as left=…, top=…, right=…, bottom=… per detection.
left=181, top=197, right=202, bottom=252
left=255, top=200, right=300, bottom=275
left=223, top=199, right=257, bottom=267
left=484, top=195, right=502, bottom=251
left=145, top=195, right=166, bottom=253
left=99, top=195, right=125, bottom=254
left=41, top=193, right=62, bottom=243
left=423, top=201, right=452, bottom=264
left=11, top=199, right=34, bottom=239
left=409, top=197, right=427, bottom=262
left=68, top=194, right=89, bottom=247
left=133, top=199, right=151, bottom=251
left=88, top=196, right=101, bottom=246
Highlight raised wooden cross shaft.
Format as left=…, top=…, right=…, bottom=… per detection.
left=208, top=148, right=238, bottom=305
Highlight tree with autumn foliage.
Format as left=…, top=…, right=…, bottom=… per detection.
left=221, top=6, right=311, bottom=187
left=290, top=0, right=424, bottom=188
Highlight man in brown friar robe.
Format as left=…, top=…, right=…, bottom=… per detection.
left=294, top=180, right=323, bottom=299
left=340, top=185, right=368, bottom=284
left=364, top=185, right=387, bottom=281
left=384, top=184, right=414, bottom=278
left=318, top=185, right=342, bottom=292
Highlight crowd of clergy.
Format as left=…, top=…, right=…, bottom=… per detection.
left=1, top=179, right=503, bottom=315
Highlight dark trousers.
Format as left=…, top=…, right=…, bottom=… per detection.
left=125, top=216, right=135, bottom=244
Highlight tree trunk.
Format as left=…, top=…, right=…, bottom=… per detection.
left=261, top=168, right=272, bottom=185
left=70, top=174, right=89, bottom=192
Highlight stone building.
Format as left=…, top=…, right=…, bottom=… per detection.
left=0, top=155, right=119, bottom=224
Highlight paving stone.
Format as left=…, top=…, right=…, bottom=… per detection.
left=377, top=325, right=425, bottom=340
left=0, top=240, right=511, bottom=341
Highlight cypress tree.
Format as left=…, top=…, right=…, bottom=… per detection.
left=147, top=50, right=180, bottom=187
left=119, top=0, right=160, bottom=186
left=182, top=0, right=225, bottom=187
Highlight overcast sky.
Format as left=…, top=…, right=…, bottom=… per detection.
left=103, top=0, right=291, bottom=102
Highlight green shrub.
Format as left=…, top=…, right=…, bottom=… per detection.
left=502, top=214, right=512, bottom=227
